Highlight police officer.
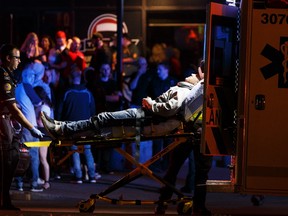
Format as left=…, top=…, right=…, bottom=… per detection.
left=0, top=44, right=44, bottom=210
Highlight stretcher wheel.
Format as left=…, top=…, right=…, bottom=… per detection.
left=251, top=195, right=264, bottom=206
left=154, top=204, right=167, bottom=215
left=177, top=201, right=193, bottom=215
left=78, top=198, right=95, bottom=213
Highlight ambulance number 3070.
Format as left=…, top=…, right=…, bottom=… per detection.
left=261, top=13, right=288, bottom=24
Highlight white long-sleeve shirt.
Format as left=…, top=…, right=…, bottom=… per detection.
left=150, top=80, right=204, bottom=118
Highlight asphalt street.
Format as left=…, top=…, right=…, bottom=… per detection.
left=1, top=162, right=287, bottom=216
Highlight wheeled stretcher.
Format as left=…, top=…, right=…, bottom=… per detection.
left=60, top=117, right=201, bottom=214
left=25, top=91, right=204, bottom=215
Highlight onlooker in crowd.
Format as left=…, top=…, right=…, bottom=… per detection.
left=15, top=63, right=44, bottom=192
left=57, top=60, right=97, bottom=183
left=20, top=32, right=46, bottom=68
left=148, top=61, right=178, bottom=99
left=148, top=61, right=178, bottom=172
left=130, top=57, right=150, bottom=108
left=92, top=62, right=122, bottom=174
left=40, top=34, right=55, bottom=64
left=48, top=31, right=69, bottom=71
left=34, top=85, right=54, bottom=190
left=48, top=30, right=69, bottom=91
left=48, top=30, right=73, bottom=118
left=32, top=62, right=52, bottom=101
left=149, top=43, right=167, bottom=65
left=121, top=33, right=140, bottom=108
left=66, top=36, right=86, bottom=80
left=129, top=57, right=148, bottom=96
left=166, top=46, right=182, bottom=80
left=89, top=32, right=112, bottom=78
left=122, top=33, right=140, bottom=77
left=15, top=32, right=45, bottom=83
left=93, top=63, right=122, bottom=113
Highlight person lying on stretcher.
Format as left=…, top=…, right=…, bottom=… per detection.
left=41, top=61, right=205, bottom=140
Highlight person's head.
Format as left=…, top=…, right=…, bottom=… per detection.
left=55, top=30, right=67, bottom=47
left=157, top=61, right=170, bottom=80
left=138, top=57, right=147, bottom=67
left=99, top=63, right=111, bottom=82
left=43, top=68, right=53, bottom=84
left=91, top=32, right=103, bottom=48
left=122, top=33, right=131, bottom=47
left=0, top=44, right=21, bottom=71
left=22, top=64, right=36, bottom=85
left=20, top=32, right=39, bottom=52
left=137, top=57, right=148, bottom=73
left=83, top=67, right=95, bottom=84
left=70, top=59, right=83, bottom=84
left=41, top=35, right=55, bottom=51
left=198, top=59, right=205, bottom=80
left=150, top=43, right=167, bottom=64
left=70, top=36, right=82, bottom=52
left=185, top=59, right=205, bottom=85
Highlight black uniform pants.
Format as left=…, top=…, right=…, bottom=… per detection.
left=158, top=137, right=212, bottom=209
left=0, top=146, right=19, bottom=207
left=0, top=117, right=20, bottom=207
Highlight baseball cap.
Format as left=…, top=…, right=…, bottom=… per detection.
left=56, top=31, right=66, bottom=39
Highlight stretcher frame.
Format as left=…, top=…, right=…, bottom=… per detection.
left=68, top=124, right=196, bottom=214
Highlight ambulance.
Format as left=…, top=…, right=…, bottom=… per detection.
left=202, top=0, right=288, bottom=198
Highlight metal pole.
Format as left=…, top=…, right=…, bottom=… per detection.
left=10, top=14, right=13, bottom=44
left=116, top=0, right=123, bottom=84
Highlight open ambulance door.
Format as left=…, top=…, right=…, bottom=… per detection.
left=202, top=2, right=239, bottom=192
left=202, top=2, right=239, bottom=157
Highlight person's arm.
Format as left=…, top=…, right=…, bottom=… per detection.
left=142, top=88, right=183, bottom=117
left=122, top=44, right=139, bottom=64
left=8, top=102, right=43, bottom=138
left=23, top=83, right=42, bottom=106
left=129, top=71, right=145, bottom=90
left=89, top=91, right=96, bottom=116
left=144, top=84, right=197, bottom=117
left=8, top=102, right=34, bottom=130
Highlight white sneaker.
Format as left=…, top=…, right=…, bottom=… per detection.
left=37, top=178, right=45, bottom=185
left=16, top=187, right=23, bottom=192
left=30, top=185, right=43, bottom=192
left=95, top=173, right=102, bottom=180
left=70, top=178, right=83, bottom=184
left=89, top=179, right=97, bottom=183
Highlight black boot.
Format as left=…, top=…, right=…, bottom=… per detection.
left=41, top=111, right=64, bottom=140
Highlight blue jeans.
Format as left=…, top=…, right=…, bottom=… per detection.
left=71, top=145, right=95, bottom=179
left=16, top=128, right=40, bottom=188
left=61, top=108, right=144, bottom=135
left=29, top=147, right=40, bottom=187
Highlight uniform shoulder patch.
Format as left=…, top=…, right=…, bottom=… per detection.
left=4, top=83, right=12, bottom=91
